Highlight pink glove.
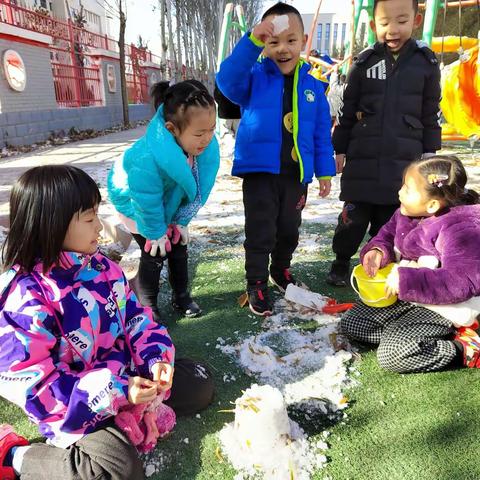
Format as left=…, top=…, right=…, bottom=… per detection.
left=174, top=225, right=189, bottom=246
left=144, top=235, right=171, bottom=257
left=167, top=224, right=181, bottom=245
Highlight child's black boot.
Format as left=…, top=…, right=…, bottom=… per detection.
left=326, top=260, right=350, bottom=287
left=172, top=292, right=202, bottom=318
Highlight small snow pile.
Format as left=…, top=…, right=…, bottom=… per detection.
left=142, top=450, right=169, bottom=478
left=218, top=286, right=355, bottom=413
left=219, top=384, right=327, bottom=480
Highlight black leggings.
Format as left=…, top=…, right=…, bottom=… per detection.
left=131, top=233, right=189, bottom=310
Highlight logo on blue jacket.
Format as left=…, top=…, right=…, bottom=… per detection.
left=304, top=90, right=315, bottom=102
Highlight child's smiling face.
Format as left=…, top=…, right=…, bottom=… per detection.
left=167, top=106, right=216, bottom=157
left=263, top=13, right=307, bottom=75
left=371, top=0, right=422, bottom=53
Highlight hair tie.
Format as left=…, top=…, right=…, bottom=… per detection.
left=427, top=173, right=449, bottom=188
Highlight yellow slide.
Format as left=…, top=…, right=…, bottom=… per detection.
left=431, top=37, right=479, bottom=139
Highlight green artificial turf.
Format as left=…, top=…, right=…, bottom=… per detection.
left=0, top=223, right=480, bottom=480
left=2, top=182, right=480, bottom=479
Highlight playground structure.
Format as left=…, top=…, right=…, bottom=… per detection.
left=309, top=0, right=480, bottom=141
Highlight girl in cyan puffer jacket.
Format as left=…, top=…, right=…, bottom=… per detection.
left=108, top=80, right=220, bottom=320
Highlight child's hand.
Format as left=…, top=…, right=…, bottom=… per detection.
left=128, top=376, right=158, bottom=404
left=145, top=235, right=171, bottom=257
left=151, top=362, right=174, bottom=392
left=166, top=224, right=181, bottom=244
left=335, top=154, right=346, bottom=173
left=385, top=265, right=399, bottom=298
left=363, top=249, right=383, bottom=277
left=318, top=179, right=331, bottom=198
left=176, top=225, right=189, bottom=245
left=252, top=20, right=274, bottom=44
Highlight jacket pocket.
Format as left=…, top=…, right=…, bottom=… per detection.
left=403, top=115, right=424, bottom=129
left=403, top=115, right=424, bottom=142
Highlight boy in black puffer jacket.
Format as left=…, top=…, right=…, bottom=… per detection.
left=327, top=0, right=441, bottom=286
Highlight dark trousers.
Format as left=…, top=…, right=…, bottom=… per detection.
left=340, top=301, right=457, bottom=373
left=242, top=173, right=307, bottom=285
left=332, top=201, right=398, bottom=263
left=20, top=358, right=214, bottom=480
left=132, top=233, right=189, bottom=310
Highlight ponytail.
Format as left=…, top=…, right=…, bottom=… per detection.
left=459, top=188, right=480, bottom=205
left=150, top=81, right=171, bottom=111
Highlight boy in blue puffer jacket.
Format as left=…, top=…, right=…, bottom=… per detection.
left=217, top=2, right=335, bottom=316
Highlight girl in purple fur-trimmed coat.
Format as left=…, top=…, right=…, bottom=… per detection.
left=341, top=155, right=480, bottom=373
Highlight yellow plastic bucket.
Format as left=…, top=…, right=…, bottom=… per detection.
left=350, top=263, right=398, bottom=308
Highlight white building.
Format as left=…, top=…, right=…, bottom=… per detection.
left=15, top=0, right=108, bottom=34
left=301, top=0, right=371, bottom=57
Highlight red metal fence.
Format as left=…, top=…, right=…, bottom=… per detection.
left=0, top=0, right=158, bottom=107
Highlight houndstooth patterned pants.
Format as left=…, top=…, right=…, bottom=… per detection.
left=340, top=301, right=457, bottom=373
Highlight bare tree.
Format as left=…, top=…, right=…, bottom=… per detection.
left=156, top=0, right=263, bottom=86
left=118, top=0, right=129, bottom=126
left=96, top=0, right=129, bottom=126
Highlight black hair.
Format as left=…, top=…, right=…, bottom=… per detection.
left=373, top=0, right=419, bottom=14
left=262, top=2, right=304, bottom=31
left=150, top=79, right=215, bottom=132
left=1, top=165, right=101, bottom=273
left=411, top=155, right=479, bottom=207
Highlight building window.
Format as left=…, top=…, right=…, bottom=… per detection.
left=341, top=23, right=347, bottom=46
left=333, top=23, right=338, bottom=51
left=317, top=23, right=323, bottom=52
left=324, top=23, right=331, bottom=54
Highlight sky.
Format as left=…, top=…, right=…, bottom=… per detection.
left=124, top=1, right=351, bottom=57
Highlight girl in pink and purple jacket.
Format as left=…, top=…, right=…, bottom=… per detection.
left=0, top=165, right=213, bottom=480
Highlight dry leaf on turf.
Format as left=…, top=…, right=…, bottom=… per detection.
left=238, top=292, right=249, bottom=307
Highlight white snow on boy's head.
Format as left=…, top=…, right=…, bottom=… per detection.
left=271, top=14, right=289, bottom=35
left=261, top=3, right=307, bottom=75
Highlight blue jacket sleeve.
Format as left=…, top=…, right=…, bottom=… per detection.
left=314, top=84, right=335, bottom=177
left=216, top=33, right=264, bottom=107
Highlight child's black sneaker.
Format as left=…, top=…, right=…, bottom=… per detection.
left=270, top=268, right=297, bottom=292
left=247, top=281, right=273, bottom=316
left=172, top=292, right=202, bottom=318
left=326, top=260, right=350, bottom=287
